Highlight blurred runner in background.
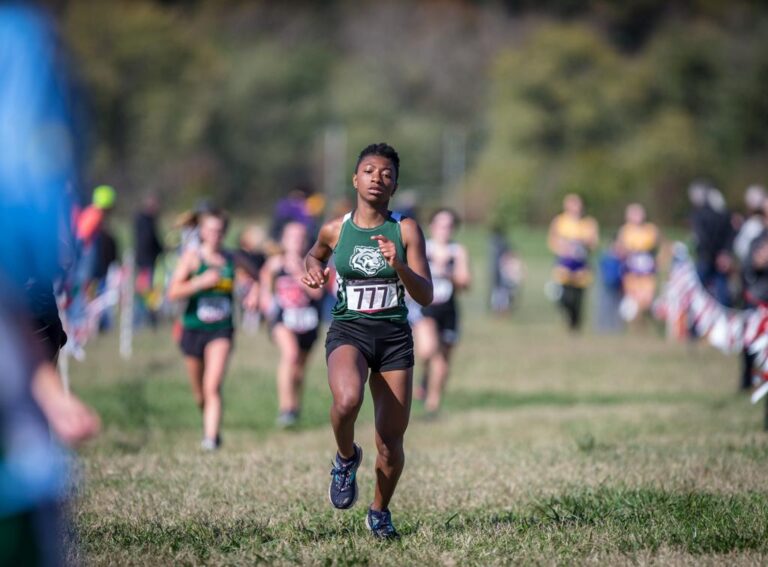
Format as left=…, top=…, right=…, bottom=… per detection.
left=167, top=209, right=261, bottom=451
left=412, top=208, right=470, bottom=414
left=261, top=222, right=323, bottom=428
left=547, top=194, right=599, bottom=332
left=617, top=203, right=660, bottom=325
left=236, top=224, right=268, bottom=334
left=134, top=193, right=164, bottom=328
left=489, top=224, right=523, bottom=314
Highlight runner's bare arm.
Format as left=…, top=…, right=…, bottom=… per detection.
left=453, top=244, right=471, bottom=290
left=373, top=218, right=432, bottom=306
left=303, top=218, right=341, bottom=288
left=259, top=256, right=278, bottom=315
left=547, top=219, right=561, bottom=255
left=167, top=250, right=219, bottom=300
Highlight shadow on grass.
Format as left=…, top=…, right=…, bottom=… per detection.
left=76, top=510, right=417, bottom=563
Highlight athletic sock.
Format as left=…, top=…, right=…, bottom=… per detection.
left=337, top=447, right=357, bottom=465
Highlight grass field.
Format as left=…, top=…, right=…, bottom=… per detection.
left=68, top=227, right=768, bottom=565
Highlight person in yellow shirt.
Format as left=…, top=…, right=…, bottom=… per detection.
left=547, top=194, right=599, bottom=331
left=617, top=203, right=660, bottom=323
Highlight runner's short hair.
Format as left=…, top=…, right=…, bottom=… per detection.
left=355, top=143, right=400, bottom=181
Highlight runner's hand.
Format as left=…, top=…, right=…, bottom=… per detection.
left=195, top=268, right=221, bottom=290
left=302, top=266, right=330, bottom=289
left=242, top=287, right=260, bottom=311
left=371, top=235, right=400, bottom=268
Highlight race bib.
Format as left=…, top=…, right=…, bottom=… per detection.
left=431, top=277, right=454, bottom=305
left=197, top=296, right=232, bottom=323
left=346, top=278, right=399, bottom=313
left=283, top=307, right=319, bottom=333
left=626, top=252, right=655, bottom=275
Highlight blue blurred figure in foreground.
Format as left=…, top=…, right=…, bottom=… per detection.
left=0, top=4, right=100, bottom=565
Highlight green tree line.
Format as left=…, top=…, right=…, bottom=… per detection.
left=60, top=0, right=768, bottom=224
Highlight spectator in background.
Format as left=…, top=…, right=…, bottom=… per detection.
left=689, top=181, right=735, bottom=306
left=737, top=185, right=767, bottom=390
left=595, top=235, right=625, bottom=334
left=270, top=184, right=313, bottom=242
left=134, top=193, right=164, bottom=327
left=489, top=224, right=522, bottom=314
left=734, top=185, right=766, bottom=267
left=0, top=4, right=100, bottom=564
left=67, top=185, right=116, bottom=347
left=742, top=199, right=768, bottom=389
left=547, top=194, right=599, bottom=332
left=73, top=185, right=117, bottom=292
left=93, top=220, right=119, bottom=332
left=77, top=185, right=116, bottom=246
left=393, top=190, right=420, bottom=221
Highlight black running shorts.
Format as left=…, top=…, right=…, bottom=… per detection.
left=422, top=304, right=459, bottom=346
left=179, top=327, right=234, bottom=359
left=325, top=318, right=414, bottom=372
left=270, top=321, right=319, bottom=353
left=296, top=329, right=319, bottom=353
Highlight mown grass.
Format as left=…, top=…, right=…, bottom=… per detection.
left=71, top=488, right=768, bottom=564
left=68, top=226, right=768, bottom=565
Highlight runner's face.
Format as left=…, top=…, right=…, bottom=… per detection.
left=200, top=216, right=226, bottom=248
left=564, top=196, right=583, bottom=217
left=353, top=155, right=397, bottom=205
left=281, top=223, right=306, bottom=256
left=430, top=211, right=455, bottom=243
left=626, top=204, right=645, bottom=224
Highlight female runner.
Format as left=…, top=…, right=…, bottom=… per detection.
left=302, top=143, right=432, bottom=539
left=616, top=203, right=659, bottom=323
left=168, top=209, right=260, bottom=450
left=261, top=221, right=323, bottom=427
left=547, top=194, right=599, bottom=331
left=413, top=208, right=471, bottom=414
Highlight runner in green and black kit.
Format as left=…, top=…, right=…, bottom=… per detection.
left=168, top=210, right=260, bottom=451
left=302, top=143, right=433, bottom=540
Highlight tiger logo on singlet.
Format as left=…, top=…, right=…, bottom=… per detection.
left=350, top=245, right=386, bottom=277
left=331, top=211, right=409, bottom=322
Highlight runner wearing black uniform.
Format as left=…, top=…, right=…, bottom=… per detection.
left=413, top=208, right=471, bottom=413
left=261, top=221, right=323, bottom=428
left=302, top=143, right=432, bottom=540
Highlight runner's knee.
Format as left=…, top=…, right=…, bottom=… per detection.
left=333, top=389, right=363, bottom=417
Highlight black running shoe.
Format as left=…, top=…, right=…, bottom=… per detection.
left=365, top=507, right=399, bottom=540
left=328, top=444, right=362, bottom=509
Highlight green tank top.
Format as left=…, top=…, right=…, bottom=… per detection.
left=332, top=211, right=408, bottom=322
left=182, top=253, right=236, bottom=331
